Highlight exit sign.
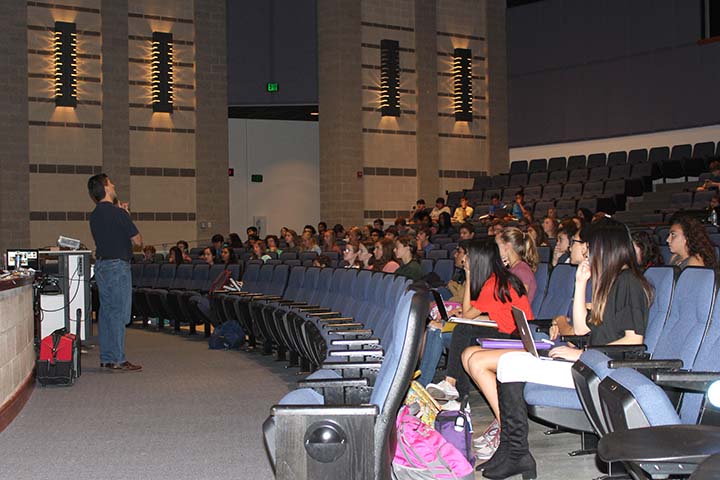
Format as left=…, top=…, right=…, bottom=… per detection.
left=266, top=82, right=279, bottom=92
left=251, top=174, right=263, bottom=183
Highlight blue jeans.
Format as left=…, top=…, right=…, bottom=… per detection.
left=94, top=259, right=131, bottom=364
left=418, top=328, right=453, bottom=386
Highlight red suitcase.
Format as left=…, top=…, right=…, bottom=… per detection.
left=37, top=328, right=77, bottom=386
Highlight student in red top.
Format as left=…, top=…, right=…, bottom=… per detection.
left=426, top=239, right=533, bottom=403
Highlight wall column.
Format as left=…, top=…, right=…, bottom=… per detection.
left=485, top=0, right=509, bottom=174
left=317, top=0, right=364, bottom=227
left=195, top=0, right=230, bottom=238
left=415, top=0, right=440, bottom=200
left=0, top=1, right=30, bottom=256
left=101, top=0, right=130, bottom=198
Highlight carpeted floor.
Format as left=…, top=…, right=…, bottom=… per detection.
left=1, top=327, right=603, bottom=480
left=0, top=328, right=296, bottom=480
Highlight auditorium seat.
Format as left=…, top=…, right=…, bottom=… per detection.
left=609, top=163, right=631, bottom=179
left=606, top=151, right=628, bottom=167
left=548, top=170, right=569, bottom=184
left=541, top=183, right=562, bottom=200
left=589, top=166, right=609, bottom=180
left=567, top=155, right=587, bottom=170
left=528, top=158, right=547, bottom=173
left=628, top=148, right=649, bottom=165
left=510, top=160, right=528, bottom=174
left=472, top=176, right=492, bottom=191
left=671, top=192, right=693, bottom=209
left=492, top=174, right=510, bottom=188
left=523, top=185, right=542, bottom=203
left=427, top=249, right=448, bottom=261
left=509, top=173, right=528, bottom=188
left=568, top=168, right=589, bottom=182
left=562, top=182, right=583, bottom=198
left=527, top=172, right=548, bottom=186
left=556, top=198, right=577, bottom=217
left=531, top=262, right=549, bottom=314
left=547, top=156, right=567, bottom=172
left=587, top=153, right=607, bottom=169
left=433, top=259, right=454, bottom=283
left=582, top=180, right=604, bottom=197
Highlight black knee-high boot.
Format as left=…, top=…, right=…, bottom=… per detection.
left=476, top=381, right=509, bottom=472
left=482, top=382, right=536, bottom=480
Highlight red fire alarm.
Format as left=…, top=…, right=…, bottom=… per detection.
left=228, top=168, right=234, bottom=177
left=357, top=171, right=363, bottom=178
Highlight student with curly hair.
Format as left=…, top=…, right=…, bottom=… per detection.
left=631, top=230, right=663, bottom=268
left=666, top=216, right=717, bottom=269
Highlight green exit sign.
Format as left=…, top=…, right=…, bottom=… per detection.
left=266, top=82, right=279, bottom=92
left=251, top=174, right=263, bottom=183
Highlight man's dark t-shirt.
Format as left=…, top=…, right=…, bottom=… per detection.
left=89, top=202, right=139, bottom=260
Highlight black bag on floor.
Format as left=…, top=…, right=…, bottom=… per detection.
left=208, top=320, right=245, bottom=350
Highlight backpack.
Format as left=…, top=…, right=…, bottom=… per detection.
left=434, top=397, right=475, bottom=466
left=392, top=405, right=474, bottom=480
left=208, top=320, right=245, bottom=350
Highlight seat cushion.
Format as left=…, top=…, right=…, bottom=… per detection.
left=524, top=383, right=582, bottom=410
left=278, top=387, right=325, bottom=406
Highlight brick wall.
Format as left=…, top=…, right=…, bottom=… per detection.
left=0, top=285, right=35, bottom=408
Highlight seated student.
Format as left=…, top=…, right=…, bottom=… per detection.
left=168, top=246, right=185, bottom=265
left=511, top=192, right=531, bottom=220
left=551, top=220, right=578, bottom=267
left=317, top=221, right=327, bottom=239
left=384, top=226, right=399, bottom=241
left=458, top=222, right=475, bottom=241
left=358, top=242, right=374, bottom=269
left=283, top=229, right=302, bottom=252
left=321, top=229, right=342, bottom=254
left=303, top=224, right=317, bottom=238
left=342, top=243, right=363, bottom=269
left=430, top=197, right=452, bottom=222
left=373, top=238, right=400, bottom=273
left=220, top=245, right=238, bottom=266
left=250, top=239, right=271, bottom=263
left=488, top=194, right=507, bottom=217
left=373, top=218, right=384, bottom=232
left=546, top=207, right=558, bottom=220
left=265, top=235, right=282, bottom=256
left=526, top=221, right=548, bottom=247
left=176, top=240, right=193, bottom=263
left=666, top=215, right=717, bottom=269
left=437, top=212, right=454, bottom=235
left=211, top=233, right=224, bottom=259
left=479, top=219, right=652, bottom=479
left=369, top=228, right=383, bottom=244
left=187, top=251, right=234, bottom=326
left=394, top=236, right=424, bottom=281
left=141, top=245, right=156, bottom=263
left=302, top=233, right=322, bottom=255
left=200, top=246, right=215, bottom=266
left=452, top=197, right=474, bottom=224
left=425, top=239, right=532, bottom=402
left=245, top=227, right=259, bottom=247
left=416, top=228, right=434, bottom=255
left=542, top=216, right=559, bottom=241
left=411, top=199, right=430, bottom=223
left=417, top=240, right=469, bottom=386
left=631, top=230, right=663, bottom=269
left=496, top=227, right=538, bottom=303
left=487, top=219, right=505, bottom=237
left=395, top=217, right=413, bottom=236
left=312, top=255, right=332, bottom=268
left=697, top=160, right=720, bottom=191
left=347, top=226, right=363, bottom=249
left=333, top=223, right=345, bottom=241
left=708, top=195, right=720, bottom=225
left=227, top=233, right=243, bottom=249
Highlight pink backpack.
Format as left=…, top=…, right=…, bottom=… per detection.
left=392, top=406, right=475, bottom=480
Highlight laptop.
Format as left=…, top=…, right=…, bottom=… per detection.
left=511, top=306, right=568, bottom=361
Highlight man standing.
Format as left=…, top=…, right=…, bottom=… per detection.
left=88, top=174, right=143, bottom=372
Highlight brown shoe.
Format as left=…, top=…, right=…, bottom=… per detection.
left=100, top=363, right=125, bottom=372
left=120, top=361, right=142, bottom=372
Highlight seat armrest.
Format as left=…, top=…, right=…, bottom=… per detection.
left=296, top=378, right=368, bottom=389
left=560, top=334, right=590, bottom=347
left=297, top=307, right=331, bottom=313
left=608, top=358, right=683, bottom=370
left=318, top=317, right=354, bottom=324
left=312, top=311, right=342, bottom=317
left=328, top=349, right=383, bottom=358
left=330, top=338, right=380, bottom=347
left=588, top=344, right=648, bottom=360
left=327, top=329, right=373, bottom=337
left=321, top=360, right=382, bottom=371
left=652, top=371, right=720, bottom=393
left=323, top=322, right=363, bottom=329
left=532, top=319, right=554, bottom=333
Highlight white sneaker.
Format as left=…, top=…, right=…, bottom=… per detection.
left=472, top=419, right=500, bottom=448
left=425, top=380, right=459, bottom=401
left=475, top=430, right=500, bottom=460
left=441, top=400, right=461, bottom=411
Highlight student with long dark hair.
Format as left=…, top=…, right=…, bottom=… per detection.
left=631, top=230, right=663, bottom=268
left=425, top=239, right=532, bottom=402
left=481, top=219, right=653, bottom=480
left=667, top=216, right=717, bottom=269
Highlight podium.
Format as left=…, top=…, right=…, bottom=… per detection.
left=38, top=250, right=92, bottom=340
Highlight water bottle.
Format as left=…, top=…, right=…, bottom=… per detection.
left=14, top=253, right=21, bottom=271
left=711, top=209, right=718, bottom=227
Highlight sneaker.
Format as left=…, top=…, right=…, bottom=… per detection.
left=475, top=426, right=500, bottom=460
left=441, top=400, right=461, bottom=411
left=426, top=380, right=459, bottom=401
left=473, top=419, right=500, bottom=448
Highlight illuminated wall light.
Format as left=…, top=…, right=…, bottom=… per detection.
left=453, top=48, right=472, bottom=122
left=151, top=31, right=173, bottom=113
left=380, top=39, right=400, bottom=117
left=54, top=21, right=77, bottom=107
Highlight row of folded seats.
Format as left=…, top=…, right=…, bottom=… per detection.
left=525, top=266, right=720, bottom=478
left=131, top=262, right=241, bottom=334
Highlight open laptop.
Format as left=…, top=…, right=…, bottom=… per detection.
left=511, top=306, right=568, bottom=361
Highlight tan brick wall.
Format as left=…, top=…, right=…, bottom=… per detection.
left=0, top=286, right=35, bottom=407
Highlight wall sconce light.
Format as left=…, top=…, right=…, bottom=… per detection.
left=380, top=39, right=400, bottom=117
left=453, top=48, right=472, bottom=122
left=54, top=21, right=77, bottom=107
left=152, top=32, right=173, bottom=113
